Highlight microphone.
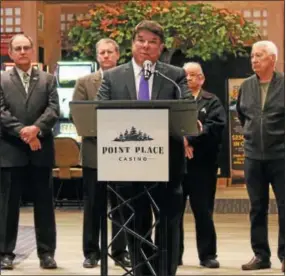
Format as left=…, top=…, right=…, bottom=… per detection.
left=143, top=60, right=152, bottom=80
left=154, top=69, right=183, bottom=99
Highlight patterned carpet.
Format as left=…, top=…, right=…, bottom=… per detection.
left=14, top=226, right=36, bottom=265
left=185, top=198, right=278, bottom=214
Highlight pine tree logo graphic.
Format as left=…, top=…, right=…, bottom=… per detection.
left=113, top=126, right=153, bottom=142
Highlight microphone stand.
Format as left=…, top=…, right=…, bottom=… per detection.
left=154, top=70, right=183, bottom=99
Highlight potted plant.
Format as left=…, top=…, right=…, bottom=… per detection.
left=68, top=1, right=260, bottom=63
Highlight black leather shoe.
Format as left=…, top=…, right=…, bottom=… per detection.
left=83, top=254, right=99, bottom=268
left=200, top=259, right=220, bottom=268
left=114, top=252, right=131, bottom=267
left=178, top=259, right=183, bottom=266
left=1, top=255, right=14, bottom=270
left=241, top=256, right=271, bottom=270
left=40, top=255, right=57, bottom=269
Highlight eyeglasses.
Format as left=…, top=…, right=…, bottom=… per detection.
left=12, top=45, right=32, bottom=52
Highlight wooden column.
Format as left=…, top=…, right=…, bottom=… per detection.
left=21, top=1, right=38, bottom=62
left=44, top=4, right=61, bottom=73
left=266, top=1, right=284, bottom=72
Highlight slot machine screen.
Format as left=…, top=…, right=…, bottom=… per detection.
left=57, top=63, right=94, bottom=88
left=56, top=62, right=95, bottom=119
left=57, top=88, right=74, bottom=119
left=53, top=61, right=95, bottom=142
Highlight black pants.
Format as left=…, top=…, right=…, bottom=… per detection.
left=117, top=176, right=183, bottom=276
left=0, top=166, right=56, bottom=259
left=244, top=158, right=285, bottom=262
left=179, top=163, right=218, bottom=262
left=82, top=167, right=128, bottom=259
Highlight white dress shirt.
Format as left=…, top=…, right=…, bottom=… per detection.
left=132, top=58, right=156, bottom=99
left=15, top=66, right=32, bottom=93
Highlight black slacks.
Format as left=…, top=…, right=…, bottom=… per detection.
left=179, top=163, right=218, bottom=262
left=244, top=158, right=285, bottom=261
left=0, top=166, right=56, bottom=259
left=117, top=175, right=183, bottom=276
left=82, top=167, right=128, bottom=259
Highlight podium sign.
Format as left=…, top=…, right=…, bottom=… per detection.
left=97, top=109, right=169, bottom=182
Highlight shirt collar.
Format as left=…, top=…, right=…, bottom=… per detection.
left=99, top=68, right=104, bottom=79
left=15, top=66, right=32, bottom=78
left=191, top=89, right=202, bottom=100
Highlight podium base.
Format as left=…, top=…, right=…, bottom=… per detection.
left=100, top=182, right=168, bottom=276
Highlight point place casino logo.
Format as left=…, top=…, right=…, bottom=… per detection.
left=102, top=126, right=164, bottom=162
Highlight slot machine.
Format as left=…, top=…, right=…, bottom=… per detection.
left=53, top=61, right=96, bottom=142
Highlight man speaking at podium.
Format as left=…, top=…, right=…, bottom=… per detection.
left=97, top=20, right=191, bottom=276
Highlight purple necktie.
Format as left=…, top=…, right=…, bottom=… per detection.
left=138, top=74, right=149, bottom=100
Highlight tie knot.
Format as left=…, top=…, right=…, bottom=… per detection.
left=23, top=72, right=29, bottom=83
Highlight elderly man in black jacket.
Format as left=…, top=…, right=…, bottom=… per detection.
left=179, top=62, right=226, bottom=268
left=237, top=40, right=284, bottom=272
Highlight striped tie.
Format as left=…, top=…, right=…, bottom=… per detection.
left=23, top=72, right=30, bottom=93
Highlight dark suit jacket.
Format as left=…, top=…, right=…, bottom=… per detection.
left=72, top=71, right=102, bottom=168
left=97, top=60, right=189, bottom=177
left=0, top=67, right=60, bottom=167
left=186, top=89, right=226, bottom=166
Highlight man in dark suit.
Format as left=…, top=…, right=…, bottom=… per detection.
left=97, top=20, right=190, bottom=276
left=178, top=62, right=226, bottom=268
left=72, top=38, right=130, bottom=268
left=0, top=34, right=59, bottom=270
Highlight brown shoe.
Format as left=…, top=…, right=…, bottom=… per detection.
left=242, top=256, right=271, bottom=270
left=282, top=259, right=285, bottom=273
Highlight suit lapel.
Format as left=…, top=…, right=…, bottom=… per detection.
left=92, top=70, right=102, bottom=85
left=26, top=68, right=40, bottom=101
left=91, top=71, right=102, bottom=99
left=124, top=62, right=137, bottom=100
left=152, top=61, right=164, bottom=100
left=196, top=90, right=207, bottom=110
left=10, top=67, right=27, bottom=98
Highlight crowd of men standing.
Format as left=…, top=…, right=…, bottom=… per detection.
left=0, top=19, right=284, bottom=275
